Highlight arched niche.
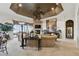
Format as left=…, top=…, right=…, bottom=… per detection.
left=66, top=20, right=74, bottom=39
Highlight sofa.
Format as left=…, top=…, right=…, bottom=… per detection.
left=41, top=34, right=57, bottom=47
left=27, top=34, right=57, bottom=47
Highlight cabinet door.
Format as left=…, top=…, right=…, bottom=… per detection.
left=66, top=20, right=74, bottom=39
left=66, top=27, right=73, bottom=38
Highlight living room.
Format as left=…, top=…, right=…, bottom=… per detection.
left=0, top=3, right=79, bottom=56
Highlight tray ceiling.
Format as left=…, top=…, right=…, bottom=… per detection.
left=10, top=3, right=64, bottom=19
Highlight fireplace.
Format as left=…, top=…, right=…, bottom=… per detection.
left=35, top=25, right=41, bottom=28
left=33, top=20, right=42, bottom=35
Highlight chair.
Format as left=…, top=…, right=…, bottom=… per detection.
left=0, top=36, right=8, bottom=54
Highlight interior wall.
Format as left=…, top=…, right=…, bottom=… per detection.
left=42, top=3, right=77, bottom=40
left=57, top=3, right=77, bottom=40
left=76, top=4, right=79, bottom=47
left=77, top=16, right=79, bottom=47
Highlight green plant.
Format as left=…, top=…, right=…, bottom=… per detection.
left=0, top=23, right=13, bottom=32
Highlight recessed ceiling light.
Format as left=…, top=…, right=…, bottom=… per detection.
left=18, top=4, right=22, bottom=7
left=56, top=3, right=59, bottom=5
left=51, top=8, right=54, bottom=10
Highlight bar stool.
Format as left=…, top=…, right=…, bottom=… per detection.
left=0, top=37, right=8, bottom=54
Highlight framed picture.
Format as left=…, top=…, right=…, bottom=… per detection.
left=46, top=18, right=57, bottom=32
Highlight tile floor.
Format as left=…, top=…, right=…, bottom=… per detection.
left=0, top=38, right=79, bottom=56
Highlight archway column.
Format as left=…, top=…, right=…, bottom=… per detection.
left=75, top=4, right=79, bottom=48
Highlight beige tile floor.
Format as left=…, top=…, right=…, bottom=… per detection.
left=0, top=38, right=79, bottom=56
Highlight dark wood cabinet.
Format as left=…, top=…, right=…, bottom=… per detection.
left=66, top=20, right=74, bottom=39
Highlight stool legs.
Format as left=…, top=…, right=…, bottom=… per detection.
left=0, top=44, right=8, bottom=54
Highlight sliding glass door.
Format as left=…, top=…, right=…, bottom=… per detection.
left=13, top=24, right=33, bottom=34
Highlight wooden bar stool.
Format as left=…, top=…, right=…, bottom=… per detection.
left=0, top=37, right=8, bottom=54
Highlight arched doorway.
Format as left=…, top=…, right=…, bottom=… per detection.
left=66, top=20, right=74, bottom=39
